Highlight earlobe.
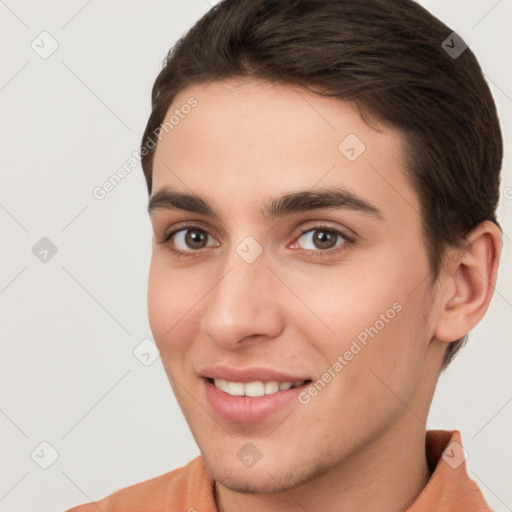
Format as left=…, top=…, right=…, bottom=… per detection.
left=434, top=220, right=502, bottom=343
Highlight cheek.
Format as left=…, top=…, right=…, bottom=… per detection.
left=348, top=293, right=429, bottom=417
left=298, top=254, right=430, bottom=395
left=147, top=260, right=169, bottom=341
left=147, top=257, right=198, bottom=357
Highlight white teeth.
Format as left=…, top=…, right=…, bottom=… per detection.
left=264, top=381, right=280, bottom=394
left=226, top=381, right=245, bottom=396
left=213, top=379, right=305, bottom=397
left=244, top=381, right=265, bottom=397
left=215, top=379, right=228, bottom=392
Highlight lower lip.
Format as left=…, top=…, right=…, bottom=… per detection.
left=203, top=378, right=309, bottom=423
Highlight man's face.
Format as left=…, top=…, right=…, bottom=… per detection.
left=147, top=79, right=438, bottom=492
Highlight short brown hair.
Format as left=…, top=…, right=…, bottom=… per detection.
left=140, top=0, right=503, bottom=369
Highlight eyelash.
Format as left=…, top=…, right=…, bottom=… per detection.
left=157, top=223, right=355, bottom=259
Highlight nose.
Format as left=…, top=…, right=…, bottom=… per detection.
left=199, top=249, right=284, bottom=349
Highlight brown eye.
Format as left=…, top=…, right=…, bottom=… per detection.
left=169, top=227, right=216, bottom=252
left=297, top=228, right=345, bottom=251
left=312, top=230, right=338, bottom=249
left=184, top=229, right=208, bottom=249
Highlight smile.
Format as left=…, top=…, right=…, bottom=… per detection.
left=202, top=377, right=312, bottom=423
left=212, top=378, right=307, bottom=397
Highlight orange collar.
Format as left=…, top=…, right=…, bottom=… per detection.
left=406, top=429, right=491, bottom=511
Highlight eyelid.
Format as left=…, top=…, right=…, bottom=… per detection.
left=294, top=220, right=356, bottom=240
left=159, top=220, right=219, bottom=242
left=290, top=223, right=355, bottom=255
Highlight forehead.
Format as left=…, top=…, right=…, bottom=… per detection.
left=151, top=79, right=419, bottom=221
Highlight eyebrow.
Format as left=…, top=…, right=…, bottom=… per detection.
left=147, top=186, right=384, bottom=221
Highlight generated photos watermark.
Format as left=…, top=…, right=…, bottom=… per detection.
left=92, top=97, right=198, bottom=201
left=298, top=301, right=403, bottom=405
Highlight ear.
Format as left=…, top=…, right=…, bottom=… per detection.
left=434, top=220, right=502, bottom=342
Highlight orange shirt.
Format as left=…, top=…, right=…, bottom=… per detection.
left=66, top=430, right=492, bottom=511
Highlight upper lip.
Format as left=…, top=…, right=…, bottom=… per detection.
left=201, top=366, right=311, bottom=383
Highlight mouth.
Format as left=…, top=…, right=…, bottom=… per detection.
left=201, top=376, right=313, bottom=423
left=205, top=377, right=311, bottom=397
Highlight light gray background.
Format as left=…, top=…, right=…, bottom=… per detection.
left=1, top=1, right=511, bottom=511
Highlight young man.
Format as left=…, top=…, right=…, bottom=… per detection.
left=67, top=0, right=503, bottom=510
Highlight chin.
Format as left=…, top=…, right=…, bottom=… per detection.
left=202, top=452, right=324, bottom=495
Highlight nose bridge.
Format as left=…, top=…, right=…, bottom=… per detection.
left=200, top=239, right=282, bottom=347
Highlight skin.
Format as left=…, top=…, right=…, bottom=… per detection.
left=147, top=78, right=501, bottom=512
